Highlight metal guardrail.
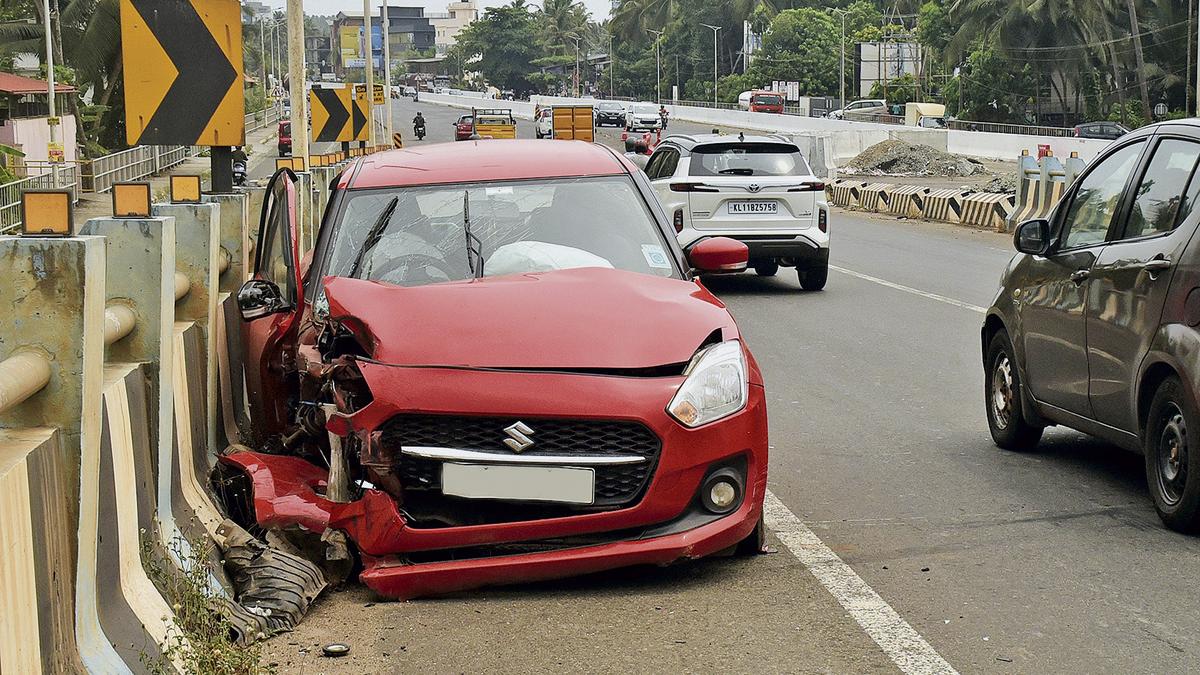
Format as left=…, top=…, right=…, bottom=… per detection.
left=245, top=105, right=282, bottom=132
left=0, top=166, right=80, bottom=235
left=947, top=119, right=1074, bottom=137
left=88, top=145, right=198, bottom=193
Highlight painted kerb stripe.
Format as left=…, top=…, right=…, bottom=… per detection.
left=765, top=491, right=958, bottom=675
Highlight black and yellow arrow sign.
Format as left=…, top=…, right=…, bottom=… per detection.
left=352, top=84, right=370, bottom=142
left=310, top=86, right=354, bottom=142
left=120, top=0, right=244, bottom=147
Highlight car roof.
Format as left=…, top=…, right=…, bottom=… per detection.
left=347, top=140, right=631, bottom=189
left=659, top=133, right=799, bottom=152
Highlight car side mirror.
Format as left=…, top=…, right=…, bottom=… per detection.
left=1014, top=219, right=1052, bottom=256
left=237, top=279, right=289, bottom=321
left=687, top=237, right=749, bottom=274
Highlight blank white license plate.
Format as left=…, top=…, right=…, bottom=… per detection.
left=729, top=201, right=777, bottom=214
left=442, top=463, right=595, bottom=504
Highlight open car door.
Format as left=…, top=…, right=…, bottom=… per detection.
left=236, top=168, right=305, bottom=446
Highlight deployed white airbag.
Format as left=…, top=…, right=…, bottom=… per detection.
left=485, top=241, right=613, bottom=276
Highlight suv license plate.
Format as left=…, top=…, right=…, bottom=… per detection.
left=729, top=201, right=777, bottom=214
left=442, top=463, right=595, bottom=504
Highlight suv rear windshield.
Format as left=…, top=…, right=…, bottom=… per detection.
left=689, top=143, right=812, bottom=177
left=280, top=122, right=291, bottom=136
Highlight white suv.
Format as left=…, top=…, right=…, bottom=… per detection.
left=644, top=134, right=830, bottom=290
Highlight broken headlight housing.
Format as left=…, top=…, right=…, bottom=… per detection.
left=667, top=340, right=747, bottom=428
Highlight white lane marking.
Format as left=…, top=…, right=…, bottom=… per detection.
left=764, top=491, right=959, bottom=675
left=830, top=265, right=987, bottom=314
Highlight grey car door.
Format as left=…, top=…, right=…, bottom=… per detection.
left=1086, top=134, right=1200, bottom=432
left=1019, top=140, right=1145, bottom=416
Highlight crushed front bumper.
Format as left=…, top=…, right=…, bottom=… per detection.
left=219, top=364, right=768, bottom=599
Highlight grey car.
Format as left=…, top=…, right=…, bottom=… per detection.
left=983, top=119, right=1200, bottom=532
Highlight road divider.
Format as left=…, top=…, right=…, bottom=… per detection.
left=828, top=179, right=1016, bottom=232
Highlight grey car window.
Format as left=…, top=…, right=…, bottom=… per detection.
left=1123, top=139, right=1200, bottom=239
left=1060, top=141, right=1143, bottom=249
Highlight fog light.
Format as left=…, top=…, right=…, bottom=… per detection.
left=700, top=467, right=744, bottom=514
left=709, top=481, right=736, bottom=509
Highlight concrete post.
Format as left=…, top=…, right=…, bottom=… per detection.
left=152, top=202, right=220, bottom=466
left=202, top=193, right=250, bottom=292
left=0, top=236, right=106, bottom=441
left=77, top=217, right=176, bottom=480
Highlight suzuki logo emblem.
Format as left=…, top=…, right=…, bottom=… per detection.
left=747, top=184, right=761, bottom=193
left=502, top=421, right=535, bottom=452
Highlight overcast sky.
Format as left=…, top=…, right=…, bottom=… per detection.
left=262, top=0, right=613, bottom=21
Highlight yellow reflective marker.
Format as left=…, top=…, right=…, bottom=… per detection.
left=20, top=191, right=73, bottom=236
left=112, top=182, right=152, bottom=218
left=170, top=175, right=202, bottom=203
left=275, top=158, right=292, bottom=171
left=120, top=0, right=245, bottom=147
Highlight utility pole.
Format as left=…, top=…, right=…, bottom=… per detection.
left=288, top=0, right=309, bottom=162
left=568, top=34, right=581, bottom=97
left=41, top=0, right=58, bottom=187
left=259, top=17, right=268, bottom=99
left=701, top=24, right=721, bottom=107
left=609, top=34, right=615, bottom=98
left=831, top=9, right=846, bottom=108
left=363, top=0, right=376, bottom=147
left=381, top=0, right=392, bottom=145
left=647, top=29, right=663, bottom=103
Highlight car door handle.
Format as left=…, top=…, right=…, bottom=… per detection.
left=1142, top=258, right=1172, bottom=274
left=1070, top=269, right=1090, bottom=284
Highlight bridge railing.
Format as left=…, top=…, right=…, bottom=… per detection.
left=947, top=119, right=1074, bottom=138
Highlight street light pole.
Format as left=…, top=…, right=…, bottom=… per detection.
left=609, top=34, right=615, bottom=98
left=41, top=0, right=57, bottom=187
left=363, top=0, right=376, bottom=147
left=381, top=0, right=392, bottom=145
left=647, top=29, right=663, bottom=103
left=287, top=0, right=309, bottom=162
left=829, top=9, right=846, bottom=109
left=568, top=34, right=581, bottom=97
left=701, top=24, right=721, bottom=107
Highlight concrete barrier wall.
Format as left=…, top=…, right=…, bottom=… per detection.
left=829, top=179, right=1016, bottom=232
left=423, top=92, right=1112, bottom=163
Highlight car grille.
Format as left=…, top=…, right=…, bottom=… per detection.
left=379, top=415, right=662, bottom=509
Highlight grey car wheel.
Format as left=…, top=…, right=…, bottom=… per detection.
left=985, top=331, right=1043, bottom=450
left=1145, top=376, right=1200, bottom=533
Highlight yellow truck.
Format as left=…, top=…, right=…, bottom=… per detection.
left=472, top=108, right=518, bottom=139
left=551, top=105, right=595, bottom=142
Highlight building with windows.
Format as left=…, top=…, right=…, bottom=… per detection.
left=428, top=0, right=478, bottom=52
left=332, top=8, right=436, bottom=76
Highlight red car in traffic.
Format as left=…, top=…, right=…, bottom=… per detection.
left=224, top=140, right=768, bottom=599
left=454, top=114, right=474, bottom=141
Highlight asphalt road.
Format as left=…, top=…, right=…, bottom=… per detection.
left=263, top=98, right=1200, bottom=673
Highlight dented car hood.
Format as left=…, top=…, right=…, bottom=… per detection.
left=322, top=267, right=737, bottom=370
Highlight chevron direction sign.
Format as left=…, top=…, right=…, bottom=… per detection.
left=310, top=85, right=354, bottom=143
left=120, top=0, right=244, bottom=147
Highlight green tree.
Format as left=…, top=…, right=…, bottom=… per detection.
left=746, top=8, right=839, bottom=96
left=454, top=0, right=544, bottom=96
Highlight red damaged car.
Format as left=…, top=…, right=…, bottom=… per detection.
left=223, top=139, right=769, bottom=599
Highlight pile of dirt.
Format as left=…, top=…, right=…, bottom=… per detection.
left=981, top=173, right=1018, bottom=194
left=843, top=140, right=985, bottom=177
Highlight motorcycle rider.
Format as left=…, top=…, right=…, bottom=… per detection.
left=231, top=145, right=248, bottom=185
left=412, top=111, right=426, bottom=140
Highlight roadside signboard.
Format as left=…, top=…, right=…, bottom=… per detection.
left=120, top=0, right=244, bottom=146
left=310, top=85, right=354, bottom=143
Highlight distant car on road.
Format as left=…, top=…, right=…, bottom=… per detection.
left=277, top=120, right=291, bottom=156
left=984, top=119, right=1200, bottom=533
left=626, top=103, right=662, bottom=132
left=644, top=133, right=830, bottom=290
left=1073, top=121, right=1129, bottom=140
left=454, top=114, right=474, bottom=141
left=227, top=139, right=767, bottom=599
left=827, top=99, right=886, bottom=121
left=747, top=91, right=785, bottom=114
left=595, top=101, right=626, bottom=127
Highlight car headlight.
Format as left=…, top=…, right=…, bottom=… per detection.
left=667, top=340, right=748, bottom=428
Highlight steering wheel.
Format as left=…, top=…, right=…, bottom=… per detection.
left=368, top=253, right=462, bottom=286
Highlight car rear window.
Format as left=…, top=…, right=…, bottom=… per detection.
left=280, top=122, right=291, bottom=136
left=689, top=143, right=811, bottom=177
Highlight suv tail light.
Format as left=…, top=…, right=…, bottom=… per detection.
left=818, top=209, right=827, bottom=233
left=673, top=208, right=685, bottom=233
left=670, top=183, right=719, bottom=193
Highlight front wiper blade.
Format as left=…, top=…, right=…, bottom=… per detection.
left=463, top=190, right=483, bottom=278
left=348, top=196, right=399, bottom=279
